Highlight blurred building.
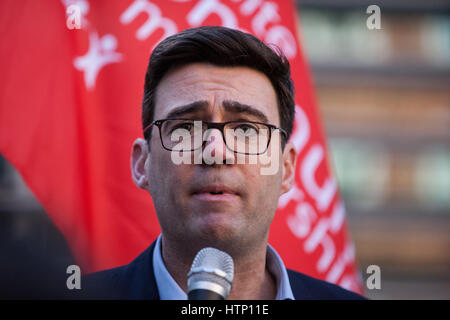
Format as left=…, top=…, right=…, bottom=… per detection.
left=296, top=0, right=450, bottom=299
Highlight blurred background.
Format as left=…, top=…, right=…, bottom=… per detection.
left=0, top=0, right=449, bottom=299
left=296, top=0, right=450, bottom=299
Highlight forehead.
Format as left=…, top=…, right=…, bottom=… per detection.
left=154, top=63, right=279, bottom=124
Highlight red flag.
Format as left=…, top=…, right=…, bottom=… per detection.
left=0, top=0, right=363, bottom=293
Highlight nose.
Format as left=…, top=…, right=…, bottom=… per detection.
left=202, top=129, right=234, bottom=165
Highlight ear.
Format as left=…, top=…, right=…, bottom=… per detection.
left=280, top=141, right=297, bottom=196
left=131, top=138, right=149, bottom=189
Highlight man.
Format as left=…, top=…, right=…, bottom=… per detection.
left=83, top=26, right=364, bottom=300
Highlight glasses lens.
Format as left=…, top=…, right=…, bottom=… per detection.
left=224, top=122, right=269, bottom=154
left=160, top=120, right=203, bottom=151
left=159, top=120, right=272, bottom=154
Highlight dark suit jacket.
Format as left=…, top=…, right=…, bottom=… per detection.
left=81, top=241, right=365, bottom=300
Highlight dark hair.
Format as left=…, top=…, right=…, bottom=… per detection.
left=142, top=26, right=295, bottom=144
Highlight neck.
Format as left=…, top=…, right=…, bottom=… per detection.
left=160, top=235, right=277, bottom=300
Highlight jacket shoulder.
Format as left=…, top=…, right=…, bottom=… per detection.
left=80, top=241, right=159, bottom=299
left=287, top=269, right=366, bottom=300
left=81, top=265, right=126, bottom=299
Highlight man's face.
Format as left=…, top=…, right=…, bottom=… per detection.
left=132, top=63, right=296, bottom=254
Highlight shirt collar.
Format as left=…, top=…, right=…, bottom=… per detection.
left=152, top=235, right=294, bottom=300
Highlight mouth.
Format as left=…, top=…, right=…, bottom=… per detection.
left=191, top=185, right=240, bottom=201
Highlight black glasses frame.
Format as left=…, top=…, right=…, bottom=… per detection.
left=143, top=118, right=287, bottom=155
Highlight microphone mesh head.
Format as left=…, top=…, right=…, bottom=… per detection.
left=188, top=247, right=234, bottom=298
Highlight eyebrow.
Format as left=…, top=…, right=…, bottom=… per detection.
left=164, top=101, right=209, bottom=119
left=222, top=100, right=269, bottom=123
left=164, top=100, right=269, bottom=123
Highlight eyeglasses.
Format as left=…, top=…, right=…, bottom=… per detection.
left=144, top=118, right=287, bottom=155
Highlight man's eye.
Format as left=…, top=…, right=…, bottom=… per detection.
left=234, top=124, right=258, bottom=135
left=172, top=122, right=194, bottom=132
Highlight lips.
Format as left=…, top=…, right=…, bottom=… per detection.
left=192, top=185, right=239, bottom=196
left=191, top=184, right=240, bottom=201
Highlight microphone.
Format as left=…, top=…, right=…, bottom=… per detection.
left=187, top=247, right=234, bottom=300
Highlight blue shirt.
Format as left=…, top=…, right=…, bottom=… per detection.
left=152, top=235, right=294, bottom=300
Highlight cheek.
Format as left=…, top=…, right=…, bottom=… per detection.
left=247, top=171, right=282, bottom=230
left=147, top=148, right=193, bottom=201
left=246, top=163, right=283, bottom=200
left=146, top=146, right=173, bottom=196
left=265, top=172, right=283, bottom=199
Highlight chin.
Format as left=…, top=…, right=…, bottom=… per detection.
left=194, top=214, right=242, bottom=245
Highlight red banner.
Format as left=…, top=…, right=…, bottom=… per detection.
left=0, top=0, right=362, bottom=293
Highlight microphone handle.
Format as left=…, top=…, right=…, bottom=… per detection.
left=188, top=289, right=225, bottom=300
